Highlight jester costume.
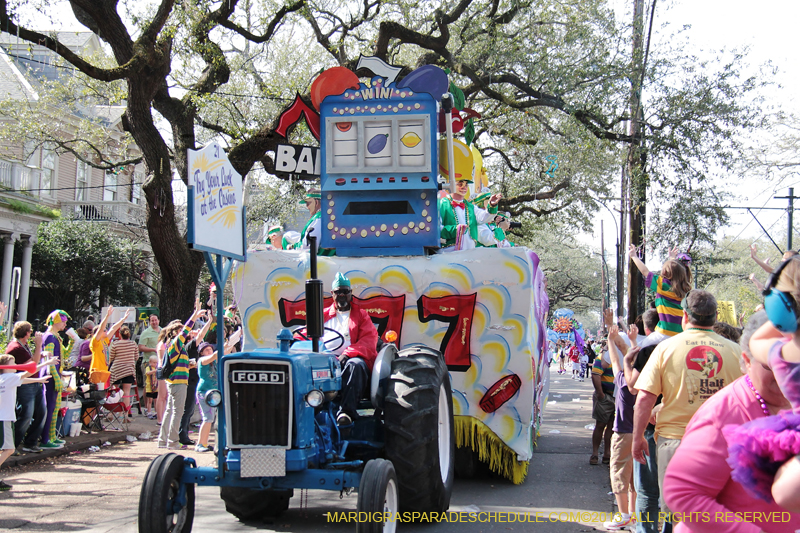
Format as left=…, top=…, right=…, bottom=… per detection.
left=438, top=194, right=498, bottom=249
left=293, top=190, right=334, bottom=255
left=41, top=310, right=72, bottom=445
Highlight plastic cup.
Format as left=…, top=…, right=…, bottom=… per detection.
left=66, top=327, right=80, bottom=342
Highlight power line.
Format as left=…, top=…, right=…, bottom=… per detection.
left=7, top=176, right=184, bottom=194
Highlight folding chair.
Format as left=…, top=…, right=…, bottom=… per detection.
left=129, top=384, right=143, bottom=415
left=98, top=387, right=130, bottom=431
left=79, top=389, right=107, bottom=433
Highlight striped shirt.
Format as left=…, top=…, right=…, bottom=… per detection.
left=592, top=358, right=615, bottom=394
left=646, top=272, right=683, bottom=337
left=109, top=339, right=139, bottom=383
left=163, top=320, right=194, bottom=385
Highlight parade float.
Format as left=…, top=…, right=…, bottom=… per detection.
left=235, top=58, right=550, bottom=484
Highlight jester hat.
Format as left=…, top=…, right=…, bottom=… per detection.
left=46, top=309, right=71, bottom=326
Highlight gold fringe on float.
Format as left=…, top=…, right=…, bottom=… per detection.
left=454, top=416, right=529, bottom=485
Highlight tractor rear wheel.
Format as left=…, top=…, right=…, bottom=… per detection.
left=384, top=346, right=455, bottom=513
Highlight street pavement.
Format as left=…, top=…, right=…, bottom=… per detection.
left=0, top=367, right=620, bottom=532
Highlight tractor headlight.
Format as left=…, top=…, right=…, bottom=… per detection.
left=305, top=389, right=325, bottom=407
left=205, top=389, right=222, bottom=408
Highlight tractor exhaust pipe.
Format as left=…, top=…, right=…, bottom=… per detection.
left=305, top=235, right=324, bottom=352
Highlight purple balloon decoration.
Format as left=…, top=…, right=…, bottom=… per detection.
left=396, top=65, right=449, bottom=101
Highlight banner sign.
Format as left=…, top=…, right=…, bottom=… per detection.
left=187, top=142, right=245, bottom=260
left=717, top=300, right=737, bottom=327
left=275, top=144, right=321, bottom=176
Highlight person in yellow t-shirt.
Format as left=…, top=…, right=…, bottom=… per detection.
left=89, top=306, right=130, bottom=385
left=631, top=289, right=742, bottom=528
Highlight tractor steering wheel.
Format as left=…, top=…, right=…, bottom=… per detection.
left=290, top=326, right=346, bottom=353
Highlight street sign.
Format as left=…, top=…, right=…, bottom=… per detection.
left=187, top=142, right=246, bottom=261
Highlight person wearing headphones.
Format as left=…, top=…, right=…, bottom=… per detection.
left=727, top=256, right=800, bottom=512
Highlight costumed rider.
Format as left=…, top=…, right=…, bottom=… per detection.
left=293, top=188, right=334, bottom=255
left=266, top=225, right=300, bottom=250
left=438, top=176, right=503, bottom=251
left=322, top=273, right=378, bottom=426
left=472, top=191, right=514, bottom=248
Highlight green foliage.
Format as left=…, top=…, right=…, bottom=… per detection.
left=518, top=223, right=604, bottom=316
left=31, top=219, right=149, bottom=316
left=683, top=237, right=766, bottom=326
left=0, top=0, right=773, bottom=322
left=1, top=197, right=60, bottom=219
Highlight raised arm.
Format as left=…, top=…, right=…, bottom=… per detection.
left=196, top=311, right=213, bottom=342
left=607, top=325, right=623, bottom=376
left=627, top=323, right=639, bottom=348
left=748, top=273, right=765, bottom=292
left=623, top=346, right=640, bottom=395
left=750, top=243, right=775, bottom=274
left=107, top=309, right=131, bottom=339
left=628, top=244, right=650, bottom=277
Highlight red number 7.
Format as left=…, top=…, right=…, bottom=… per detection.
left=416, top=293, right=476, bottom=371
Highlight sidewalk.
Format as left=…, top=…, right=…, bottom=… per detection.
left=527, top=366, right=619, bottom=530
left=2, top=411, right=160, bottom=469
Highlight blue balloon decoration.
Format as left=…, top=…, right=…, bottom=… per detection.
left=397, top=65, right=449, bottom=101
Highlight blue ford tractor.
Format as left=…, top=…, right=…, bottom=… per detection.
left=137, top=240, right=455, bottom=532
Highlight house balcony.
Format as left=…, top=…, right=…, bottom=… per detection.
left=0, top=159, right=45, bottom=196
left=60, top=200, right=145, bottom=226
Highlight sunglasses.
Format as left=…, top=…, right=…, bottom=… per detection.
left=333, top=289, right=351, bottom=295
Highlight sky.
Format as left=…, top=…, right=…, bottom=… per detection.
left=589, top=0, right=800, bottom=271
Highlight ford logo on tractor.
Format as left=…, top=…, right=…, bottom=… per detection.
left=231, top=370, right=285, bottom=384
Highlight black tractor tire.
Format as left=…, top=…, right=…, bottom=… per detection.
left=138, top=453, right=195, bottom=533
left=454, top=445, right=479, bottom=479
left=220, top=486, right=293, bottom=521
left=356, top=459, right=399, bottom=533
left=383, top=346, right=455, bottom=513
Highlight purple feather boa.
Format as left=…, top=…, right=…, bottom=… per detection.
left=723, top=410, right=800, bottom=502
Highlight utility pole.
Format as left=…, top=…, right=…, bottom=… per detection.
left=601, top=220, right=607, bottom=311
left=626, top=0, right=647, bottom=324
left=775, top=187, right=796, bottom=251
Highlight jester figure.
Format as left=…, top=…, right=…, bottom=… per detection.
left=439, top=175, right=503, bottom=250
left=40, top=309, right=72, bottom=448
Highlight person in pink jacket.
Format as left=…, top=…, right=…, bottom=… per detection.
left=663, top=311, right=800, bottom=532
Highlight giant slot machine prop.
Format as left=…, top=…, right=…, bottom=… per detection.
left=318, top=66, right=441, bottom=256
left=241, top=58, right=550, bottom=484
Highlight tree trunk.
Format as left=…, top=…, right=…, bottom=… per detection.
left=626, top=0, right=647, bottom=324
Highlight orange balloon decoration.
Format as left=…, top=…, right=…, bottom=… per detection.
left=310, top=66, right=360, bottom=111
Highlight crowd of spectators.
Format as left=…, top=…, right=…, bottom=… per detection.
left=0, top=292, right=243, bottom=490
left=562, top=246, right=800, bottom=532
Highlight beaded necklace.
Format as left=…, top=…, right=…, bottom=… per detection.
left=745, top=374, right=771, bottom=416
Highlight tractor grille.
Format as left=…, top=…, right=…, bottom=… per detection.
left=224, top=360, right=292, bottom=448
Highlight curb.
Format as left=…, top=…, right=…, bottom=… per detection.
left=2, top=430, right=136, bottom=469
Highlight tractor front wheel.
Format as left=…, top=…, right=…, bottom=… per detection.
left=138, top=453, right=195, bottom=533
left=356, top=458, right=399, bottom=533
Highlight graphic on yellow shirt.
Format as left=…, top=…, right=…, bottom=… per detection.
left=685, top=346, right=725, bottom=404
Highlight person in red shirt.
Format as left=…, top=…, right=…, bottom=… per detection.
left=322, top=273, right=378, bottom=426
left=5, top=321, right=45, bottom=453
left=569, top=344, right=581, bottom=379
